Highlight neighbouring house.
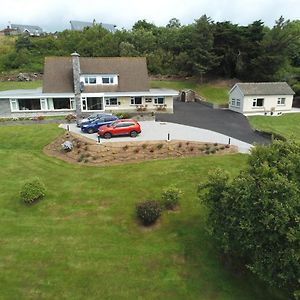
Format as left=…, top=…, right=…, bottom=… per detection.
left=10, top=24, right=43, bottom=36
left=0, top=53, right=177, bottom=118
left=70, top=20, right=117, bottom=32
left=0, top=26, right=18, bottom=36
left=229, top=82, right=295, bottom=115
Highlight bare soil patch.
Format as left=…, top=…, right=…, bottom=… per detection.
left=44, top=132, right=237, bottom=166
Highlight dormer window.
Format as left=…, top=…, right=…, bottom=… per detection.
left=102, top=76, right=114, bottom=84
left=85, top=77, right=97, bottom=84
left=81, top=74, right=118, bottom=85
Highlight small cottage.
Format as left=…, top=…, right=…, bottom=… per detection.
left=229, top=82, right=295, bottom=115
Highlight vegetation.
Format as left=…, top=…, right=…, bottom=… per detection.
left=161, top=186, right=182, bottom=210
left=136, top=200, right=162, bottom=225
left=248, top=113, right=300, bottom=141
left=0, top=124, right=290, bottom=299
left=20, top=177, right=46, bottom=204
left=0, top=17, right=299, bottom=92
left=151, top=80, right=229, bottom=105
left=0, top=80, right=42, bottom=91
left=199, top=140, right=300, bottom=299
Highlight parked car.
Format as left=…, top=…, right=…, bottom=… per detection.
left=81, top=115, right=118, bottom=134
left=98, top=119, right=141, bottom=139
left=77, top=113, right=112, bottom=127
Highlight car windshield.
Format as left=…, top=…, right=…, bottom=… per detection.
left=88, top=114, right=98, bottom=120
left=107, top=121, right=118, bottom=128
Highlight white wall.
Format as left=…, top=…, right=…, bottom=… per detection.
left=228, top=86, right=244, bottom=113
left=243, top=94, right=293, bottom=114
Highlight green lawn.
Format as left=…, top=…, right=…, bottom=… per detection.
left=150, top=80, right=229, bottom=105
left=0, top=80, right=42, bottom=91
left=248, top=113, right=300, bottom=141
left=0, top=124, right=288, bottom=299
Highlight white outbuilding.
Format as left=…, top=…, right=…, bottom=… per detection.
left=229, top=82, right=295, bottom=115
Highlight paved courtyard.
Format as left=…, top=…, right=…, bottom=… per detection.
left=60, top=121, right=253, bottom=153
left=156, top=100, right=271, bottom=145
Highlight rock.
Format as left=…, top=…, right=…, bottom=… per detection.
left=61, top=141, right=73, bottom=152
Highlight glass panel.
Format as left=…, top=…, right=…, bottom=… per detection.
left=89, top=77, right=96, bottom=84
left=102, top=77, right=109, bottom=84
left=18, top=99, right=41, bottom=110
left=53, top=98, right=71, bottom=109
left=134, top=97, right=142, bottom=105
left=87, top=97, right=103, bottom=110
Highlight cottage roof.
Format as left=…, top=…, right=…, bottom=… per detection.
left=234, top=82, right=295, bottom=96
left=11, top=24, right=43, bottom=34
left=70, top=20, right=116, bottom=32
left=42, top=56, right=150, bottom=93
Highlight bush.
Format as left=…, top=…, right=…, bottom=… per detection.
left=65, top=114, right=76, bottom=122
left=20, top=178, right=46, bottom=204
left=136, top=200, right=162, bottom=225
left=161, top=186, right=182, bottom=210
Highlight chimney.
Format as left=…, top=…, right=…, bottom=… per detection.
left=71, top=52, right=82, bottom=118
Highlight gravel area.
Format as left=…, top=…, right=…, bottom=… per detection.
left=59, top=121, right=253, bottom=153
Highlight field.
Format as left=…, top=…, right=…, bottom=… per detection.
left=0, top=124, right=288, bottom=299
left=0, top=80, right=42, bottom=91
left=150, top=80, right=229, bottom=105
left=248, top=113, right=300, bottom=141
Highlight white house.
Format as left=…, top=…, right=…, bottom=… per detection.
left=229, top=82, right=295, bottom=115
left=0, top=54, right=178, bottom=118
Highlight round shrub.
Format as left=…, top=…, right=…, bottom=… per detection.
left=20, top=178, right=46, bottom=204
left=161, top=187, right=182, bottom=210
left=136, top=200, right=162, bottom=226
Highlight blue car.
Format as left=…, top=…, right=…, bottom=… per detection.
left=81, top=115, right=119, bottom=134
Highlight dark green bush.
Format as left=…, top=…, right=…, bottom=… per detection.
left=161, top=187, right=182, bottom=210
left=20, top=178, right=46, bottom=204
left=136, top=200, right=162, bottom=225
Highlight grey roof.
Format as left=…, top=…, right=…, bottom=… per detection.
left=234, top=82, right=295, bottom=96
left=0, top=88, right=74, bottom=99
left=11, top=24, right=43, bottom=34
left=70, top=20, right=116, bottom=32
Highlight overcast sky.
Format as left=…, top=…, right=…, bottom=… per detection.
left=1, top=0, right=299, bottom=32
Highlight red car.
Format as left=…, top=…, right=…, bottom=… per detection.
left=98, top=119, right=141, bottom=139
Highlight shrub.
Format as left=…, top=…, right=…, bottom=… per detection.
left=210, top=148, right=216, bottom=154
left=77, top=154, right=85, bottom=162
left=149, top=148, right=155, bottom=153
left=134, top=148, right=140, bottom=153
left=65, top=114, right=76, bottom=122
left=136, top=200, right=162, bottom=225
left=142, top=143, right=147, bottom=149
left=178, top=142, right=182, bottom=148
left=161, top=186, right=182, bottom=210
left=225, top=144, right=230, bottom=148
left=123, top=145, right=129, bottom=151
left=20, top=178, right=46, bottom=204
left=189, top=146, right=194, bottom=152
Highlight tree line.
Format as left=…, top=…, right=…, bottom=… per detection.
left=0, top=15, right=299, bottom=90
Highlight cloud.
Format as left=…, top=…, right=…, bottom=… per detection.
left=0, top=0, right=298, bottom=32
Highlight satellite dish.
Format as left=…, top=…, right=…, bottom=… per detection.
left=80, top=81, right=85, bottom=92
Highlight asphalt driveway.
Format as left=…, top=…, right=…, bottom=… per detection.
left=156, top=100, right=270, bottom=145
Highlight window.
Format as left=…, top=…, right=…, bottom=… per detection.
left=154, top=97, right=165, bottom=105
left=70, top=98, right=75, bottom=109
left=231, top=98, right=236, bottom=106
left=105, top=97, right=118, bottom=106
left=145, top=97, right=152, bottom=103
left=253, top=98, right=264, bottom=107
left=236, top=99, right=241, bottom=107
left=86, top=97, right=103, bottom=110
left=131, top=97, right=142, bottom=105
left=18, top=98, right=41, bottom=110
left=277, top=98, right=286, bottom=105
left=102, top=76, right=114, bottom=84
left=85, top=77, right=97, bottom=84
left=53, top=98, right=72, bottom=110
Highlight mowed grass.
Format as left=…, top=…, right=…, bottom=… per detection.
left=248, top=113, right=300, bottom=141
left=0, top=80, right=42, bottom=91
left=150, top=80, right=229, bottom=105
left=0, top=124, right=288, bottom=299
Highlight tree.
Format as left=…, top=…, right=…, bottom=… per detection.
left=167, top=18, right=181, bottom=28
left=199, top=140, right=300, bottom=298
